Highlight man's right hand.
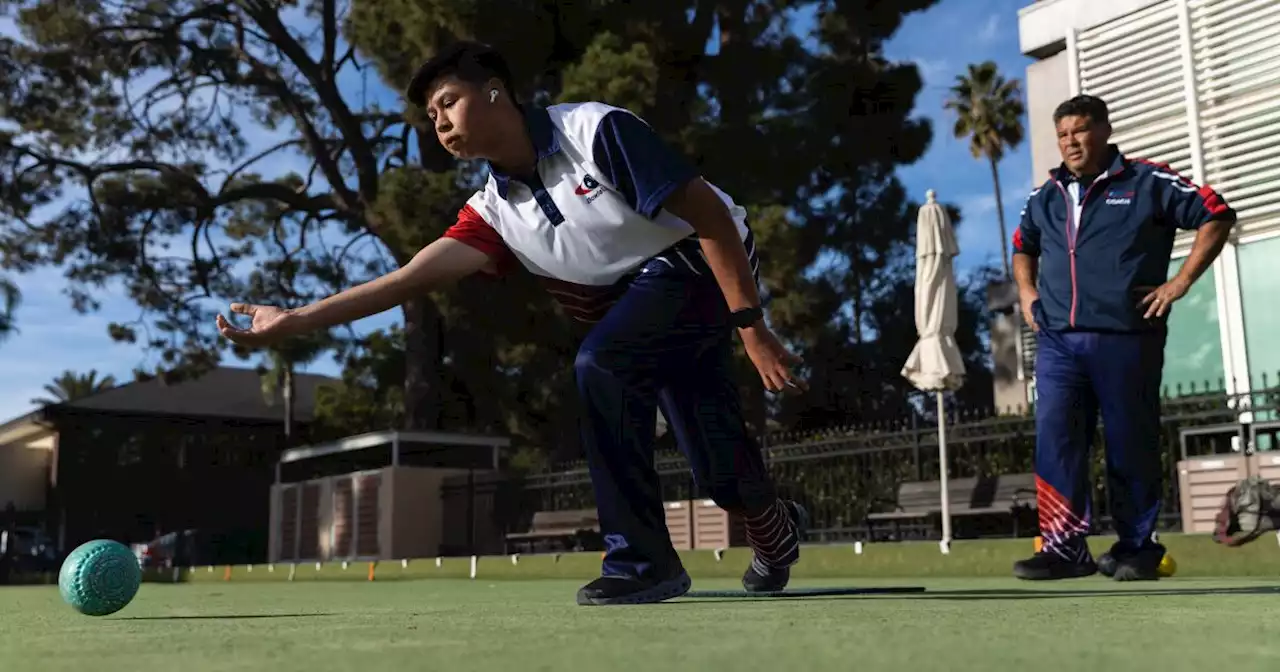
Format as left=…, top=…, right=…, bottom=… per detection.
left=216, top=303, right=299, bottom=347
left=1019, top=291, right=1040, bottom=332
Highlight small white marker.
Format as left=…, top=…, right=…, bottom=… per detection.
left=470, top=555, right=478, bottom=579
left=207, top=566, right=214, bottom=573
left=341, top=561, right=349, bottom=570
left=315, top=562, right=321, bottom=570
left=268, top=564, right=274, bottom=573
left=511, top=554, right=519, bottom=565
left=401, top=558, right=409, bottom=569
left=854, top=541, right=864, bottom=555
left=247, top=565, right=253, bottom=572
left=435, top=557, right=442, bottom=568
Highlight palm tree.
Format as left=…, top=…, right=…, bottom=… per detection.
left=30, top=369, right=118, bottom=406
left=0, top=277, right=18, bottom=344
left=258, top=334, right=328, bottom=444
left=944, top=61, right=1026, bottom=280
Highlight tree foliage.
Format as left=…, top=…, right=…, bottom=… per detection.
left=0, top=275, right=17, bottom=343
left=0, top=0, right=997, bottom=463
left=944, top=61, right=1025, bottom=279
left=30, top=368, right=117, bottom=405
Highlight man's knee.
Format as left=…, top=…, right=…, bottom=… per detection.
left=574, top=344, right=624, bottom=388
left=574, top=347, right=603, bottom=383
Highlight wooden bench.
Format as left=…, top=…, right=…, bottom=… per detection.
left=503, top=508, right=602, bottom=555
left=865, top=473, right=1038, bottom=540
left=951, top=472, right=1037, bottom=536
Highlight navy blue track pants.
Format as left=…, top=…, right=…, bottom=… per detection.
left=574, top=254, right=781, bottom=581
left=1033, top=326, right=1167, bottom=561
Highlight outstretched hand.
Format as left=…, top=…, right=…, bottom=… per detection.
left=741, top=324, right=808, bottom=395
left=215, top=303, right=296, bottom=347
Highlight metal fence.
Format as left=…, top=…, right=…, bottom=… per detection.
left=441, top=374, right=1280, bottom=551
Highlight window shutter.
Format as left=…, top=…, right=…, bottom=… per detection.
left=1191, top=0, right=1280, bottom=233
left=1077, top=1, right=1193, bottom=176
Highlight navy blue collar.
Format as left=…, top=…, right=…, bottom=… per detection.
left=1051, top=144, right=1127, bottom=185
left=489, top=106, right=561, bottom=199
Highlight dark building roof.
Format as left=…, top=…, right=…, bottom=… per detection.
left=1, top=366, right=340, bottom=431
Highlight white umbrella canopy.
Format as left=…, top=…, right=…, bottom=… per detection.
left=901, top=189, right=966, bottom=548
left=902, top=190, right=966, bottom=392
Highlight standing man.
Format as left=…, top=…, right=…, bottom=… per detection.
left=1011, top=95, right=1235, bottom=581
left=217, top=42, right=809, bottom=605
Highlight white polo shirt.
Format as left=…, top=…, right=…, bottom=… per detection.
left=443, top=102, right=757, bottom=323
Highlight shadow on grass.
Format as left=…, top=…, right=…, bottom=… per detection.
left=673, top=585, right=1280, bottom=604
left=118, top=613, right=337, bottom=621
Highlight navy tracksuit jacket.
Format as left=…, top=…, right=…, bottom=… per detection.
left=1012, top=145, right=1235, bottom=558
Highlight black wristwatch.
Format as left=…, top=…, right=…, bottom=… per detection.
left=729, top=306, right=764, bottom=329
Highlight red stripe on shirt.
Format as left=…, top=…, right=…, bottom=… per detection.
left=1133, top=158, right=1231, bottom=218
left=442, top=204, right=518, bottom=275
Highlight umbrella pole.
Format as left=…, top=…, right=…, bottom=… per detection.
left=937, top=390, right=952, bottom=547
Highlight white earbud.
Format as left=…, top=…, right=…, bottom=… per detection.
left=489, top=89, right=498, bottom=103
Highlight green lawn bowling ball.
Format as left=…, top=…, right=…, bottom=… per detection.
left=58, top=539, right=142, bottom=616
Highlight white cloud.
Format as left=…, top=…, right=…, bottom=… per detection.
left=912, top=57, right=953, bottom=89
left=975, top=14, right=1002, bottom=46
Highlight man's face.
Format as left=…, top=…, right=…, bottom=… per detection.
left=425, top=75, right=495, bottom=159
left=1055, top=114, right=1111, bottom=175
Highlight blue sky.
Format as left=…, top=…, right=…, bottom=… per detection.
left=0, top=0, right=1039, bottom=422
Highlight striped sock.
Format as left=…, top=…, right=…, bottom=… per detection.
left=744, top=499, right=799, bottom=570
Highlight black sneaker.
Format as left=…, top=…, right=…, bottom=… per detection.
left=742, top=500, right=809, bottom=593
left=1012, top=550, right=1097, bottom=580
left=1097, top=551, right=1118, bottom=577
left=1110, top=543, right=1166, bottom=582
left=575, top=570, right=692, bottom=606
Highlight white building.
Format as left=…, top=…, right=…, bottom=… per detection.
left=1015, top=0, right=1280, bottom=410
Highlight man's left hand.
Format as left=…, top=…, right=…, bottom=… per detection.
left=1139, top=277, right=1191, bottom=318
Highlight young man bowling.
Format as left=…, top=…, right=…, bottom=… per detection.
left=217, top=42, right=809, bottom=605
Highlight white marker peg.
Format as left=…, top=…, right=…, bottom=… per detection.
left=470, top=555, right=478, bottom=579
left=854, top=541, right=864, bottom=555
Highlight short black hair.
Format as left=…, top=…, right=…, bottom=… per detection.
left=1053, top=94, right=1110, bottom=126
left=406, top=41, right=514, bottom=108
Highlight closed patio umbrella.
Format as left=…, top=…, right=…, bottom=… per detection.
left=901, top=189, right=966, bottom=547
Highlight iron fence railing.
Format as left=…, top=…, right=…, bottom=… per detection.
left=441, top=376, right=1280, bottom=550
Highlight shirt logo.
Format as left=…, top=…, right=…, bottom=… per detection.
left=575, top=175, right=605, bottom=204
left=1106, top=190, right=1133, bottom=206
left=575, top=175, right=600, bottom=195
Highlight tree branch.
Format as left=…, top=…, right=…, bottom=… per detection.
left=321, top=0, right=337, bottom=77
left=241, top=1, right=381, bottom=209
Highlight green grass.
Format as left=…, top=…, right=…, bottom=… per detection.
left=3, top=576, right=1280, bottom=671
left=169, top=533, right=1280, bottom=584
